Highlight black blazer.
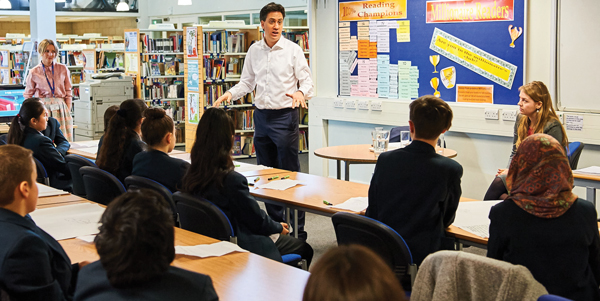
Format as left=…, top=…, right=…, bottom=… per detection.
left=198, top=171, right=283, bottom=261
left=22, top=126, right=71, bottom=188
left=366, top=140, right=463, bottom=265
left=42, top=117, right=70, bottom=156
left=0, top=208, right=77, bottom=301
left=488, top=198, right=600, bottom=300
left=132, top=150, right=190, bottom=192
left=74, top=261, right=218, bottom=301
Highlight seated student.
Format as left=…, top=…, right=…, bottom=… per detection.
left=42, top=116, right=70, bottom=156
left=96, top=99, right=147, bottom=183
left=74, top=190, right=218, bottom=301
left=365, top=95, right=463, bottom=265
left=0, top=144, right=85, bottom=300
left=488, top=134, right=600, bottom=301
left=132, top=107, right=189, bottom=192
left=7, top=98, right=71, bottom=190
left=181, top=108, right=313, bottom=266
left=303, top=245, right=406, bottom=301
left=484, top=81, right=567, bottom=200
left=97, top=105, right=119, bottom=154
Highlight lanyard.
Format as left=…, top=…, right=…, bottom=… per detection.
left=42, top=63, right=55, bottom=97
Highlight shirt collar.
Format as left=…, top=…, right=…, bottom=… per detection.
left=262, top=36, right=286, bottom=50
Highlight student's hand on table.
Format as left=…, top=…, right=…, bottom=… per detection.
left=78, top=261, right=91, bottom=268
left=286, top=91, right=307, bottom=109
left=280, top=223, right=290, bottom=235
left=496, top=169, right=508, bottom=176
left=213, top=92, right=232, bottom=107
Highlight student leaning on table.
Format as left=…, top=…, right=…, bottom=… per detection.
left=484, top=81, right=567, bottom=200
left=24, top=39, right=74, bottom=142
left=0, top=145, right=88, bottom=301
left=487, top=134, right=600, bottom=301
left=181, top=108, right=313, bottom=266
left=74, top=190, right=218, bottom=301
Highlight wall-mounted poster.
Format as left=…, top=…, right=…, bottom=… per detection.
left=187, top=92, right=199, bottom=124
left=125, top=53, right=138, bottom=73
left=0, top=51, right=8, bottom=67
left=187, top=60, right=199, bottom=91
left=186, top=27, right=198, bottom=58
left=125, top=31, right=138, bottom=53
left=0, top=70, right=9, bottom=84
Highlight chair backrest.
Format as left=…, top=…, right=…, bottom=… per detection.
left=566, top=141, right=584, bottom=170
left=65, top=154, right=97, bottom=197
left=33, top=157, right=50, bottom=186
left=390, top=126, right=410, bottom=143
left=79, top=166, right=126, bottom=205
left=0, top=134, right=7, bottom=145
left=537, top=295, right=573, bottom=301
left=332, top=212, right=415, bottom=289
left=173, top=191, right=235, bottom=243
left=125, top=175, right=178, bottom=225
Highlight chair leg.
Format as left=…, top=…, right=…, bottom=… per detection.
left=300, top=259, right=308, bottom=271
left=408, top=264, right=418, bottom=288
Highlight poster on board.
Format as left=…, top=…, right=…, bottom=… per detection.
left=187, top=60, right=199, bottom=91
left=125, top=31, right=138, bottom=53
left=186, top=27, right=198, bottom=58
left=187, top=92, right=199, bottom=124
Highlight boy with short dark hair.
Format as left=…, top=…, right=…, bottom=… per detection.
left=366, top=95, right=463, bottom=265
left=0, top=144, right=82, bottom=300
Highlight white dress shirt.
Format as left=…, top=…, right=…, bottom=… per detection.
left=228, top=36, right=314, bottom=110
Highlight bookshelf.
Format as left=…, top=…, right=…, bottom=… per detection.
left=0, top=45, right=28, bottom=85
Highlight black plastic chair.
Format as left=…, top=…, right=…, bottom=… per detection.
left=332, top=212, right=417, bottom=291
left=33, top=157, right=50, bottom=186
left=567, top=141, right=584, bottom=170
left=0, top=133, right=7, bottom=145
left=125, top=175, right=179, bottom=226
left=173, top=191, right=236, bottom=243
left=79, top=166, right=126, bottom=205
left=65, top=154, right=97, bottom=197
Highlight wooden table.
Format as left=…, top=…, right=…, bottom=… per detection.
left=67, top=141, right=187, bottom=161
left=37, top=194, right=88, bottom=207
left=573, top=173, right=600, bottom=205
left=314, top=144, right=458, bottom=181
left=0, top=123, right=8, bottom=134
left=38, top=199, right=309, bottom=301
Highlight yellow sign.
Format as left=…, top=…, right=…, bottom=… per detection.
left=456, top=84, right=494, bottom=104
left=340, top=0, right=407, bottom=21
left=434, top=35, right=511, bottom=82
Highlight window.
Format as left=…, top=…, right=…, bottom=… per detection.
left=285, top=10, right=307, bottom=27
left=224, top=14, right=251, bottom=26
left=198, top=16, right=222, bottom=25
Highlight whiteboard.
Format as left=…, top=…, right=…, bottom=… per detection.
left=557, top=0, right=600, bottom=112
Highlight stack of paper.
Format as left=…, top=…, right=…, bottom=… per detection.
left=29, top=203, right=105, bottom=241
left=452, top=201, right=502, bottom=238
left=332, top=197, right=369, bottom=212
left=257, top=179, right=302, bottom=191
left=233, top=161, right=272, bottom=173
left=175, top=241, right=248, bottom=258
left=70, top=140, right=99, bottom=149
left=573, top=166, right=600, bottom=175
left=37, top=183, right=70, bottom=197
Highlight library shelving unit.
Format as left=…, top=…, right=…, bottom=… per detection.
left=125, top=27, right=187, bottom=147
left=0, top=34, right=32, bottom=85
left=57, top=44, right=93, bottom=101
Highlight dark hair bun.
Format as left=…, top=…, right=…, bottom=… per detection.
left=144, top=107, right=166, bottom=120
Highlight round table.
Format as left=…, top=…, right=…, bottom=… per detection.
left=314, top=144, right=457, bottom=181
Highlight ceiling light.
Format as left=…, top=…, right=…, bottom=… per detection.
left=0, top=0, right=11, bottom=9
left=116, top=0, right=129, bottom=11
left=178, top=0, right=192, bottom=5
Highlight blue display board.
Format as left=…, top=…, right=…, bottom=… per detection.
left=338, top=0, right=525, bottom=105
left=0, top=89, right=26, bottom=118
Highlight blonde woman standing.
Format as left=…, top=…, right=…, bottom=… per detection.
left=24, top=39, right=74, bottom=141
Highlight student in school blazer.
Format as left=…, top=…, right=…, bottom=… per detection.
left=41, top=116, right=70, bottom=157
left=74, top=261, right=217, bottom=301
left=0, top=208, right=78, bottom=300
left=366, top=140, right=463, bottom=265
left=132, top=150, right=190, bottom=192
left=23, top=126, right=71, bottom=188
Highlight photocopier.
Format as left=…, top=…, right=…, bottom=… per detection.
left=73, top=74, right=134, bottom=141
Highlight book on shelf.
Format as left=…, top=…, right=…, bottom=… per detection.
left=73, top=87, right=80, bottom=98
left=203, top=31, right=249, bottom=54
left=299, top=130, right=308, bottom=151
left=164, top=56, right=177, bottom=76
left=143, top=79, right=183, bottom=100
left=227, top=57, right=244, bottom=77
left=228, top=109, right=254, bottom=131
left=10, top=70, right=23, bottom=84
left=150, top=62, right=162, bottom=76
left=203, top=56, right=227, bottom=80
left=233, top=135, right=242, bottom=155
left=299, top=107, right=308, bottom=125
left=283, top=31, right=309, bottom=51
left=141, top=34, right=183, bottom=53
left=241, top=135, right=256, bottom=156
left=70, top=72, right=82, bottom=84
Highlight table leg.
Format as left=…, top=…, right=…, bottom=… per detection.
left=336, top=160, right=341, bottom=180
left=285, top=207, right=291, bottom=226
left=345, top=161, right=350, bottom=181
left=587, top=187, right=596, bottom=206
left=293, top=209, right=298, bottom=239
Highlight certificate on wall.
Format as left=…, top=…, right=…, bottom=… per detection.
left=187, top=60, right=199, bottom=91
left=0, top=51, right=8, bottom=67
left=186, top=27, right=198, bottom=58
left=125, top=31, right=138, bottom=52
left=125, top=53, right=138, bottom=73
left=187, top=92, right=199, bottom=124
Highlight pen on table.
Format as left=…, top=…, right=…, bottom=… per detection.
left=268, top=176, right=280, bottom=181
left=323, top=200, right=333, bottom=206
left=282, top=175, right=290, bottom=179
left=254, top=177, right=260, bottom=182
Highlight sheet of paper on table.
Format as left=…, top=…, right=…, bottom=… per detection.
left=77, top=234, right=97, bottom=243
left=70, top=141, right=99, bottom=149
left=30, top=203, right=105, bottom=241
left=332, top=197, right=369, bottom=212
left=573, top=166, right=600, bottom=175
left=175, top=241, right=248, bottom=258
left=37, top=183, right=70, bottom=197
left=257, top=179, right=302, bottom=190
left=453, top=200, right=502, bottom=238
left=233, top=161, right=272, bottom=173
left=74, top=147, right=98, bottom=155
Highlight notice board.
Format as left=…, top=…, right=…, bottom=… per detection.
left=338, top=0, right=525, bottom=105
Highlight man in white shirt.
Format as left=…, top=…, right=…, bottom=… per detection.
left=213, top=2, right=314, bottom=240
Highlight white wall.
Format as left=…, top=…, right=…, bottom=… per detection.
left=308, top=0, right=600, bottom=204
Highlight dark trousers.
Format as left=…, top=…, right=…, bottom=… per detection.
left=254, top=108, right=306, bottom=240
left=275, top=235, right=314, bottom=267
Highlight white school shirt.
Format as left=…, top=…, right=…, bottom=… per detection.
left=228, top=37, right=314, bottom=110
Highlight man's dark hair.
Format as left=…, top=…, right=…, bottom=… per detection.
left=95, top=189, right=175, bottom=288
left=409, top=95, right=453, bottom=140
left=260, top=2, right=285, bottom=21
